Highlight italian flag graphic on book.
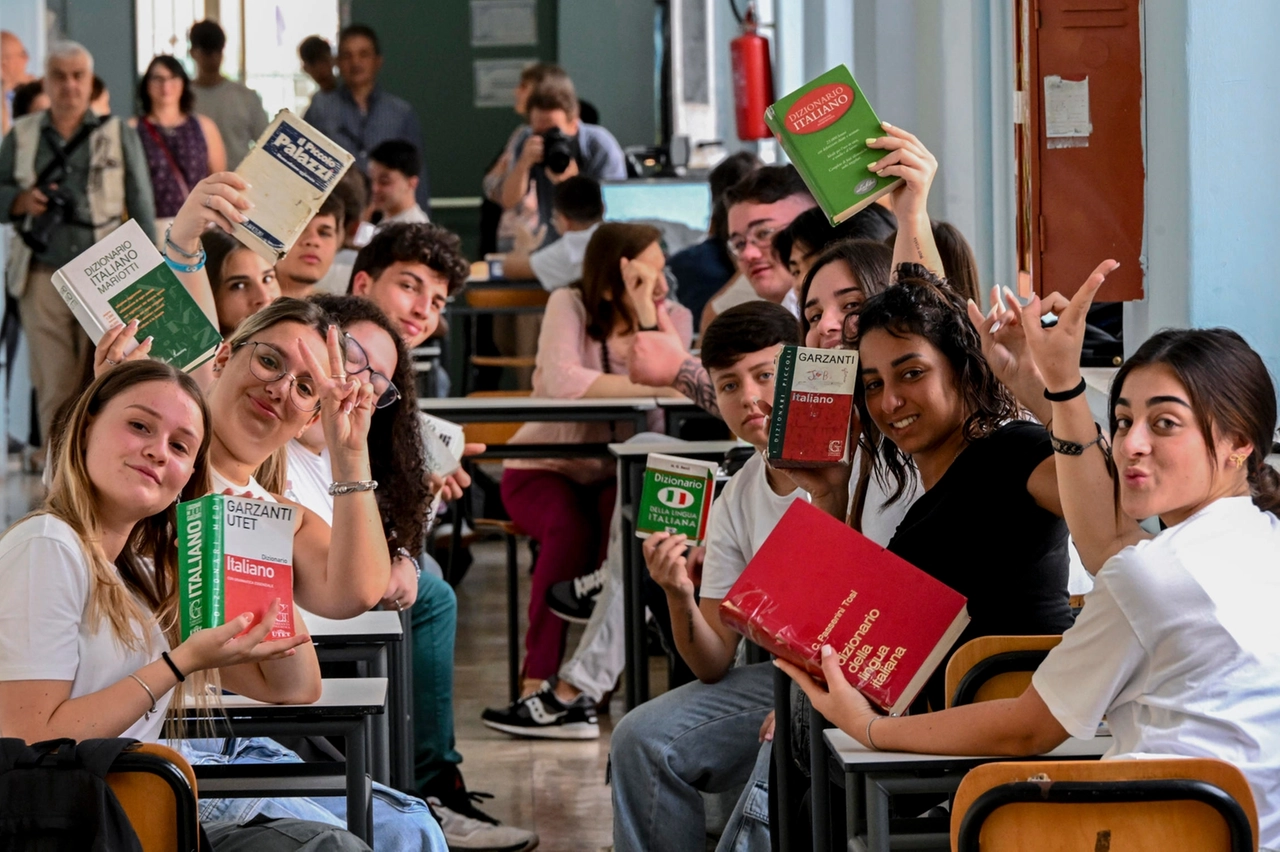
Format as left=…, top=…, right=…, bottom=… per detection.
left=178, top=494, right=296, bottom=641
left=635, top=453, right=719, bottom=545
left=53, top=218, right=223, bottom=372
left=767, top=345, right=859, bottom=467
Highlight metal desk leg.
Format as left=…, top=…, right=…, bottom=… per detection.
left=346, top=719, right=372, bottom=844
left=369, top=647, right=390, bottom=786
left=394, top=609, right=415, bottom=792
left=809, top=703, right=830, bottom=852
left=620, top=455, right=641, bottom=710
left=863, top=773, right=892, bottom=852
left=844, top=771, right=864, bottom=850
left=773, top=666, right=794, bottom=852
left=862, top=773, right=960, bottom=852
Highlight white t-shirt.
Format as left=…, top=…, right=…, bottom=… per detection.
left=210, top=467, right=275, bottom=502
left=700, top=452, right=810, bottom=600
left=0, top=515, right=171, bottom=742
left=528, top=223, right=599, bottom=291
left=379, top=204, right=430, bottom=226
left=1032, top=496, right=1280, bottom=848
left=285, top=440, right=334, bottom=525
left=314, top=247, right=357, bottom=296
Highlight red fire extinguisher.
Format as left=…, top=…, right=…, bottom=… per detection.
left=730, top=3, right=775, bottom=141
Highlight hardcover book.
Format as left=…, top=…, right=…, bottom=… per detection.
left=767, top=345, right=859, bottom=468
left=52, top=218, right=222, bottom=372
left=719, top=500, right=969, bottom=715
left=231, top=110, right=355, bottom=263
left=764, top=64, right=903, bottom=225
left=635, top=453, right=719, bottom=545
left=178, top=494, right=296, bottom=641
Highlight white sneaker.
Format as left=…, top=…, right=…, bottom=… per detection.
left=427, top=798, right=539, bottom=851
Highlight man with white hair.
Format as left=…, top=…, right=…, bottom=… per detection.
left=2, top=31, right=36, bottom=133
left=0, top=41, right=155, bottom=467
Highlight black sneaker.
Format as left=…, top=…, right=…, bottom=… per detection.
left=545, top=567, right=606, bottom=624
left=481, top=680, right=600, bottom=740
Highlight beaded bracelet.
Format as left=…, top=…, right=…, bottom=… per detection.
left=163, top=249, right=206, bottom=273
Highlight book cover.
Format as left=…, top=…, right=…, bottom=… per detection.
left=719, top=500, right=969, bottom=715
left=767, top=345, right=859, bottom=468
left=178, top=494, right=296, bottom=641
left=420, top=413, right=467, bottom=515
left=764, top=64, right=904, bottom=225
left=231, top=110, right=355, bottom=263
left=635, top=453, right=719, bottom=545
left=52, top=218, right=223, bottom=372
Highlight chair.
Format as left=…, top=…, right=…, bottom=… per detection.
left=944, top=635, right=1063, bottom=709
left=951, top=757, right=1258, bottom=852
left=460, top=287, right=549, bottom=394
left=107, top=742, right=200, bottom=852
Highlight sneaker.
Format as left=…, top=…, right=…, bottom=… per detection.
left=428, top=798, right=539, bottom=851
left=546, top=566, right=606, bottom=623
left=481, top=680, right=600, bottom=740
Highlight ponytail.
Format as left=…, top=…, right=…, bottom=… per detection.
left=1249, top=459, right=1280, bottom=516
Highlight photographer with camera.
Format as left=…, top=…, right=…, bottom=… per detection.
left=0, top=41, right=156, bottom=468
left=499, top=73, right=625, bottom=245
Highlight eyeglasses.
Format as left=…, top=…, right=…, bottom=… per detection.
left=147, top=74, right=181, bottom=85
left=727, top=224, right=779, bottom=259
left=233, top=341, right=321, bottom=412
left=343, top=333, right=402, bottom=410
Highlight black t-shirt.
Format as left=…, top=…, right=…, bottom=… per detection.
left=887, top=420, right=1074, bottom=709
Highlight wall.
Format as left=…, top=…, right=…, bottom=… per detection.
left=557, top=0, right=656, bottom=148
left=45, top=0, right=135, bottom=116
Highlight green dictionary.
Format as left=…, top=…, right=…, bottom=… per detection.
left=635, top=453, right=719, bottom=546
left=53, top=218, right=223, bottom=372
left=764, top=64, right=903, bottom=225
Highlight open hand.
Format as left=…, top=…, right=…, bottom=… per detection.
left=169, top=172, right=252, bottom=252
left=967, top=285, right=1047, bottom=415
left=171, top=598, right=312, bottom=674
left=93, top=318, right=154, bottom=377
left=775, top=644, right=878, bottom=743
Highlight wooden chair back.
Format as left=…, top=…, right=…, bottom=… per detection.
left=106, top=742, right=200, bottom=852
left=944, top=635, right=1063, bottom=708
left=461, top=390, right=531, bottom=446
left=951, top=757, right=1259, bottom=852
left=465, top=287, right=550, bottom=310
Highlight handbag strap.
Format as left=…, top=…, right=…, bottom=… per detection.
left=139, top=117, right=192, bottom=198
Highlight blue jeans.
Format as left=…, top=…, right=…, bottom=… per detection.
left=715, top=740, right=773, bottom=852
left=410, top=559, right=464, bottom=791
left=179, top=737, right=447, bottom=852
left=610, top=662, right=773, bottom=852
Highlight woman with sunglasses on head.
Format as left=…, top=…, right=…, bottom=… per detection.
left=782, top=265, right=1280, bottom=850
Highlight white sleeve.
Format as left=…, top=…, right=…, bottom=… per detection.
left=1031, top=576, right=1145, bottom=739
left=0, top=535, right=90, bottom=682
left=699, top=487, right=748, bottom=600
left=528, top=239, right=578, bottom=291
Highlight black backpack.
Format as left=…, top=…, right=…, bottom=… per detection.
left=0, top=737, right=144, bottom=852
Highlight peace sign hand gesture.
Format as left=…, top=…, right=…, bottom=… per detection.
left=1020, top=260, right=1119, bottom=393
left=295, top=325, right=377, bottom=463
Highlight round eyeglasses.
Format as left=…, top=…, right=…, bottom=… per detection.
left=343, top=332, right=402, bottom=410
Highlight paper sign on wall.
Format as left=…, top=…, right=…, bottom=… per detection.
left=1044, top=75, right=1091, bottom=148
left=471, top=0, right=538, bottom=47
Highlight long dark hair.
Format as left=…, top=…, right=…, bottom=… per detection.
left=138, top=55, right=193, bottom=115
left=1110, top=328, right=1280, bottom=515
left=577, top=222, right=663, bottom=341
left=855, top=269, right=1019, bottom=503
left=797, top=238, right=894, bottom=340
left=310, top=294, right=431, bottom=554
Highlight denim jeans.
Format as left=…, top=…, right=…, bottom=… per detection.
left=410, top=558, right=464, bottom=792
left=715, top=740, right=773, bottom=852
left=610, top=662, right=773, bottom=852
left=179, top=737, right=447, bottom=852
left=559, top=432, right=680, bottom=702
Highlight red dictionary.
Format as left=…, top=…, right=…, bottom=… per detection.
left=719, top=500, right=969, bottom=715
left=766, top=345, right=860, bottom=467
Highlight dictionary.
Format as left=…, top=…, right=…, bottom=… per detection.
left=52, top=218, right=222, bottom=372
left=231, top=110, right=355, bottom=263
left=764, top=64, right=903, bottom=225
left=420, top=413, right=467, bottom=515
left=720, top=500, right=969, bottom=715
left=767, top=344, right=859, bottom=468
left=635, top=453, right=719, bottom=545
left=178, top=494, right=296, bottom=641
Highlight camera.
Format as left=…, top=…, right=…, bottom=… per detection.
left=539, top=127, right=578, bottom=175
left=21, top=184, right=74, bottom=254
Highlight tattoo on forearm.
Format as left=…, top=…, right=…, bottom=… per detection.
left=674, top=358, right=721, bottom=418
left=686, top=609, right=696, bottom=645
left=912, top=236, right=925, bottom=261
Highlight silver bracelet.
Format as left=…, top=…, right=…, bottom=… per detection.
left=164, top=223, right=202, bottom=259
left=395, top=546, right=422, bottom=579
left=328, top=479, right=378, bottom=496
left=865, top=716, right=881, bottom=751
left=129, top=673, right=158, bottom=720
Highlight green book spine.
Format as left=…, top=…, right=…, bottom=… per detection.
left=178, top=496, right=211, bottom=640
left=106, top=262, right=224, bottom=372
left=767, top=345, right=798, bottom=460
left=765, top=64, right=903, bottom=225
left=208, top=495, right=225, bottom=627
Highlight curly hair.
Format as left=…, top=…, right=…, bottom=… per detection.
left=309, top=294, right=431, bottom=554
left=350, top=222, right=469, bottom=296
left=854, top=267, right=1019, bottom=504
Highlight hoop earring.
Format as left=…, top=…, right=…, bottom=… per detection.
left=1230, top=452, right=1247, bottom=470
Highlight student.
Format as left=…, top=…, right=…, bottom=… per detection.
left=275, top=196, right=345, bottom=299
left=501, top=175, right=603, bottom=289
left=665, top=151, right=761, bottom=329
left=609, top=301, right=807, bottom=852
left=369, top=139, right=429, bottom=226
left=492, top=223, right=692, bottom=701
left=0, top=359, right=371, bottom=851
left=785, top=269, right=1280, bottom=851
left=287, top=294, right=539, bottom=851
left=775, top=203, right=897, bottom=286
left=201, top=229, right=280, bottom=334
left=315, top=169, right=372, bottom=296
left=931, top=218, right=981, bottom=304
left=799, top=239, right=893, bottom=350
left=299, top=35, right=337, bottom=94
left=188, top=20, right=268, bottom=169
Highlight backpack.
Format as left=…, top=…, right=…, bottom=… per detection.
left=0, top=737, right=144, bottom=852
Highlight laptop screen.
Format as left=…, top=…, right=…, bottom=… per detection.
left=600, top=180, right=712, bottom=234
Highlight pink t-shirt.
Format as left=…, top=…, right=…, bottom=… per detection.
left=505, top=287, right=693, bottom=483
